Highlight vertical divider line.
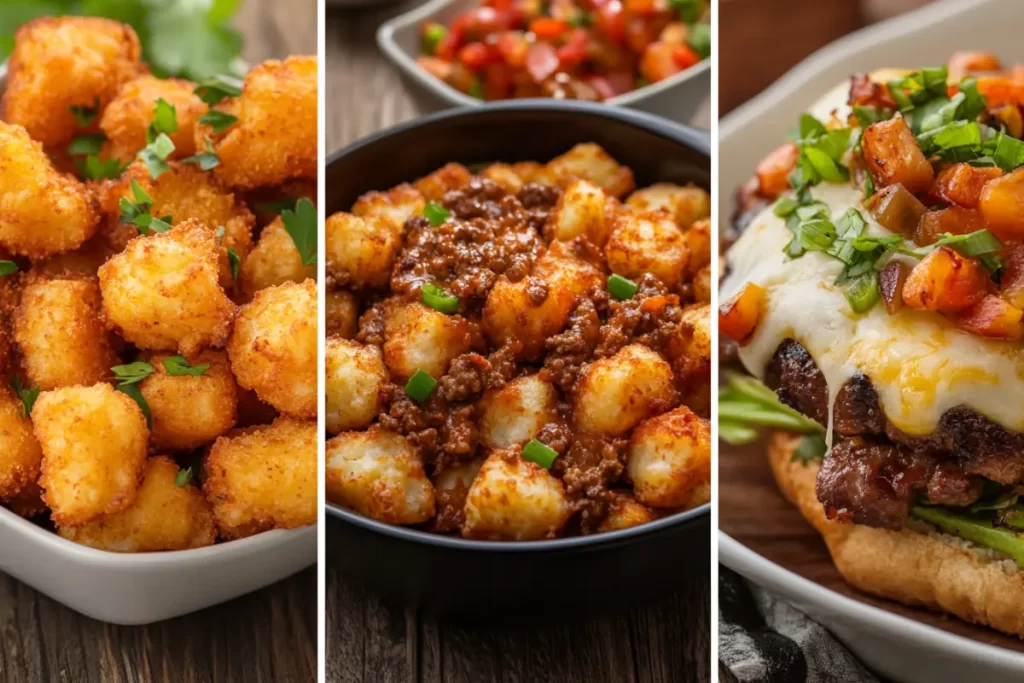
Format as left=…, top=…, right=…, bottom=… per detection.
left=317, top=0, right=328, bottom=680
left=708, top=0, right=721, bottom=677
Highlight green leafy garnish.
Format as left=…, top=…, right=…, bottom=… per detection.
left=282, top=198, right=317, bottom=266
left=193, top=75, right=243, bottom=107
left=718, top=372, right=825, bottom=447
left=146, top=98, right=178, bottom=144
left=687, top=22, right=711, bottom=60
left=197, top=110, right=238, bottom=133
left=119, top=179, right=172, bottom=235
left=227, top=247, right=240, bottom=280
left=669, top=0, right=703, bottom=23
left=138, top=132, right=176, bottom=179
left=79, top=155, right=127, bottom=181
left=116, top=383, right=151, bottom=425
left=421, top=283, right=459, bottom=314
left=421, top=22, right=447, bottom=56
left=163, top=355, right=210, bottom=377
left=887, top=67, right=950, bottom=112
left=792, top=434, right=828, bottom=464
left=111, top=361, right=155, bottom=386
left=405, top=369, right=438, bottom=404
left=68, top=98, right=101, bottom=127
left=256, top=197, right=300, bottom=214
left=522, top=439, right=559, bottom=469
left=68, top=134, right=106, bottom=156
left=175, top=467, right=194, bottom=487
left=10, top=377, right=39, bottom=418
left=788, top=114, right=853, bottom=192
left=182, top=137, right=220, bottom=171
left=0, top=262, right=17, bottom=276
left=423, top=201, right=450, bottom=226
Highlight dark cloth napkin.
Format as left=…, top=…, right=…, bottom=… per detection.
left=718, top=567, right=879, bottom=683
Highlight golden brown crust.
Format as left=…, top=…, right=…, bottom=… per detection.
left=768, top=431, right=1024, bottom=638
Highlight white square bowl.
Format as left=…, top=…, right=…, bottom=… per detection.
left=377, top=0, right=711, bottom=124
left=719, top=0, right=1024, bottom=680
left=0, top=60, right=317, bottom=626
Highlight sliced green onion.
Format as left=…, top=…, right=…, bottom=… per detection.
left=423, top=201, right=450, bottom=226
left=792, top=434, right=827, bottom=463
left=844, top=272, right=880, bottom=314
left=942, top=229, right=1003, bottom=257
left=422, top=23, right=448, bottom=56
left=607, top=274, right=639, bottom=300
left=718, top=420, right=760, bottom=445
left=522, top=439, right=558, bottom=469
left=421, top=283, right=459, bottom=314
left=686, top=22, right=711, bottom=59
left=773, top=196, right=799, bottom=217
left=404, top=369, right=437, bottom=403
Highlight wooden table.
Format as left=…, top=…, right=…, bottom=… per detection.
left=0, top=3, right=317, bottom=682
left=325, top=6, right=710, bottom=682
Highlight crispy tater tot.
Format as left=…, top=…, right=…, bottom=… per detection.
left=414, top=163, right=472, bottom=201
left=325, top=338, right=387, bottom=435
left=479, top=374, right=561, bottom=449
left=204, top=416, right=317, bottom=540
left=2, top=17, right=143, bottom=148
left=100, top=76, right=208, bottom=162
left=239, top=216, right=315, bottom=300
left=351, top=184, right=425, bottom=234
left=325, top=427, right=435, bottom=525
left=462, top=448, right=571, bottom=541
left=227, top=279, right=317, bottom=419
left=98, top=219, right=236, bottom=355
left=606, top=211, right=690, bottom=288
left=596, top=492, right=659, bottom=532
left=625, top=183, right=710, bottom=228
left=34, top=383, right=149, bottom=526
left=325, top=212, right=402, bottom=290
left=574, top=344, right=677, bottom=437
left=0, top=122, right=100, bottom=258
left=627, top=406, right=711, bottom=509
left=140, top=350, right=238, bottom=451
left=547, top=143, right=635, bottom=197
left=201, top=56, right=317, bottom=189
left=14, top=277, right=118, bottom=390
left=0, top=389, right=43, bottom=500
left=383, top=301, right=476, bottom=380
left=326, top=289, right=359, bottom=339
left=58, top=456, right=217, bottom=552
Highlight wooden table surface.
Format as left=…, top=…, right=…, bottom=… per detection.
left=325, top=6, right=710, bottom=682
left=0, top=3, right=317, bottom=683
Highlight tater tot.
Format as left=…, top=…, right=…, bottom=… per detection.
left=2, top=17, right=142, bottom=148
left=547, top=143, right=635, bottom=197
left=0, top=122, right=100, bottom=258
left=204, top=416, right=317, bottom=540
left=100, top=75, right=208, bottom=162
left=479, top=163, right=524, bottom=194
left=140, top=350, right=238, bottom=450
left=534, top=239, right=606, bottom=295
left=686, top=217, right=711, bottom=274
left=98, top=219, right=236, bottom=354
left=606, top=211, right=690, bottom=288
left=574, top=344, right=677, bottom=437
left=462, top=448, right=571, bottom=541
left=383, top=301, right=476, bottom=380
left=326, top=289, right=359, bottom=339
left=414, top=163, right=472, bottom=201
left=227, top=279, right=317, bottom=418
left=14, top=277, right=118, bottom=390
left=0, top=389, right=43, bottom=500
left=431, top=457, right=484, bottom=533
left=202, top=56, right=317, bottom=189
left=482, top=276, right=575, bottom=360
left=34, top=383, right=149, bottom=526
left=240, top=216, right=315, bottom=300
left=325, top=212, right=402, bottom=290
left=325, top=338, right=387, bottom=434
left=325, top=428, right=435, bottom=525
left=625, top=183, right=711, bottom=228
left=694, top=264, right=712, bottom=304
left=351, top=184, right=425, bottom=234
left=627, top=406, right=710, bottom=509
left=545, top=179, right=612, bottom=246
left=58, top=456, right=217, bottom=552
left=597, top=493, right=659, bottom=532
left=479, top=374, right=561, bottom=448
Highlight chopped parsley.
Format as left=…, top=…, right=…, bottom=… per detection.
left=146, top=98, right=178, bottom=144
left=227, top=248, right=241, bottom=280
left=68, top=134, right=107, bottom=157
left=182, top=138, right=220, bottom=171
left=0, top=262, right=17, bottom=276
left=120, top=180, right=172, bottom=235
left=193, top=75, right=243, bottom=107
left=197, top=110, right=238, bottom=133
left=282, top=198, right=317, bottom=266
left=163, top=356, right=210, bottom=376
left=111, top=361, right=155, bottom=385
left=68, top=99, right=100, bottom=127
left=175, top=467, right=194, bottom=487
left=79, top=155, right=127, bottom=181
left=10, top=378, right=38, bottom=418
left=138, top=133, right=176, bottom=179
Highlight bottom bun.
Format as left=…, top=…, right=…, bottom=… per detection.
left=768, top=431, right=1024, bottom=638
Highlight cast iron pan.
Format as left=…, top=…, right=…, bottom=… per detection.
left=326, top=100, right=711, bottom=617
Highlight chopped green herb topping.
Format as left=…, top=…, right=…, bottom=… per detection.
left=282, top=198, right=317, bottom=266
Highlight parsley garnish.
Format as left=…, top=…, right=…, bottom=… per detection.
left=282, top=198, right=317, bottom=266
left=68, top=98, right=100, bottom=127
left=163, top=356, right=210, bottom=376
left=198, top=110, right=238, bottom=133
left=120, top=180, right=173, bottom=235
left=256, top=197, right=300, bottom=214
left=68, top=134, right=106, bottom=156
left=116, top=383, right=151, bottom=425
left=227, top=248, right=241, bottom=280
left=111, top=361, right=155, bottom=385
left=788, top=114, right=853, bottom=192
left=175, top=467, right=194, bottom=487
left=10, top=378, right=39, bottom=419
left=193, top=75, right=243, bottom=107
left=79, top=155, right=127, bottom=181
left=182, top=138, right=220, bottom=171
left=138, top=133, right=176, bottom=179
left=146, top=98, right=178, bottom=144
left=0, top=262, right=17, bottom=276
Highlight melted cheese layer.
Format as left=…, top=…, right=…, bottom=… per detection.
left=722, top=183, right=1024, bottom=436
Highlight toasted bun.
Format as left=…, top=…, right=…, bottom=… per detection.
left=768, top=431, right=1024, bottom=638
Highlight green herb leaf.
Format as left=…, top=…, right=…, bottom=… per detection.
left=112, top=361, right=155, bottom=386
left=423, top=201, right=450, bottom=226
left=256, top=197, right=300, bottom=214
left=718, top=372, right=825, bottom=444
left=69, top=98, right=101, bottom=127
left=120, top=179, right=172, bottom=235
left=10, top=377, right=39, bottom=419
left=146, top=98, right=178, bottom=144
left=193, top=74, right=244, bottom=106
left=887, top=67, right=949, bottom=112
left=163, top=355, right=211, bottom=376
left=853, top=105, right=894, bottom=130
left=138, top=132, right=176, bottom=179
left=197, top=110, right=238, bottom=133
left=68, top=134, right=107, bottom=157
left=175, top=467, right=194, bottom=487
left=227, top=247, right=241, bottom=280
left=79, top=155, right=127, bottom=181
left=146, top=5, right=243, bottom=81
left=281, top=198, right=317, bottom=266
left=182, top=137, right=220, bottom=171
left=687, top=22, right=711, bottom=59
left=0, top=262, right=17, bottom=276
left=792, top=434, right=828, bottom=463
left=116, top=382, right=151, bottom=426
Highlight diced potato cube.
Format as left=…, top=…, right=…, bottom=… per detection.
left=1000, top=243, right=1024, bottom=309
left=914, top=206, right=986, bottom=246
left=574, top=344, right=677, bottom=437
left=351, top=183, right=425, bottom=234
left=862, top=116, right=934, bottom=193
left=325, top=338, right=388, bottom=435
left=479, top=163, right=524, bottom=194
left=686, top=217, right=711, bottom=274
left=596, top=493, right=658, bottom=532
left=545, top=179, right=611, bottom=246
left=930, top=163, right=1002, bottom=209
left=479, top=374, right=561, bottom=448
left=325, top=211, right=402, bottom=289
left=414, top=163, right=472, bottom=201
left=625, top=183, right=710, bottom=228
left=327, top=289, right=359, bottom=339
left=482, top=276, right=575, bottom=360
left=627, top=406, right=710, bottom=509
left=546, top=143, right=635, bottom=197
left=755, top=143, right=799, bottom=199
left=902, top=247, right=989, bottom=312
left=606, top=211, right=689, bottom=287
left=980, top=167, right=1024, bottom=240
left=718, top=283, right=765, bottom=344
left=383, top=301, right=475, bottom=379
left=951, top=294, right=1024, bottom=340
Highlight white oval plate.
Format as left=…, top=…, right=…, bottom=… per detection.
left=719, top=0, right=1024, bottom=679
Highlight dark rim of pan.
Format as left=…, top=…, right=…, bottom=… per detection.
left=326, top=99, right=711, bottom=551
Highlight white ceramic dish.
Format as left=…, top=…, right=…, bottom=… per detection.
left=719, top=0, right=1024, bottom=679
left=0, top=60, right=317, bottom=626
left=377, top=0, right=710, bottom=125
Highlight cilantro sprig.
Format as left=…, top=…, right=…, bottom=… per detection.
left=146, top=98, right=178, bottom=144
left=120, top=180, right=172, bottom=235
left=194, top=75, right=243, bottom=107
left=282, top=198, right=317, bottom=266
left=10, top=378, right=39, bottom=419
left=175, top=467, right=194, bottom=487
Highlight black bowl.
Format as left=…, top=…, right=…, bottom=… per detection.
left=326, top=100, right=710, bottom=617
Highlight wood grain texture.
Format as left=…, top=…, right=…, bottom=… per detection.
left=325, top=8, right=710, bottom=682
left=0, top=3, right=317, bottom=682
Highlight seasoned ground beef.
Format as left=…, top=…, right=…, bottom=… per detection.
left=594, top=274, right=684, bottom=359
left=438, top=353, right=503, bottom=403
left=516, top=182, right=561, bottom=232
left=552, top=433, right=628, bottom=533
left=541, top=298, right=601, bottom=394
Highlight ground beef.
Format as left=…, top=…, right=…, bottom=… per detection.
left=516, top=183, right=562, bottom=233
left=552, top=433, right=628, bottom=533
left=438, top=353, right=504, bottom=403
left=356, top=302, right=386, bottom=346
left=431, top=480, right=472, bottom=534
left=535, top=422, right=572, bottom=455
left=594, top=274, right=683, bottom=358
left=443, top=178, right=508, bottom=220
left=525, top=276, right=549, bottom=305
left=541, top=298, right=601, bottom=393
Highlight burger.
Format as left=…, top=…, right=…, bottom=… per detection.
left=720, top=52, right=1024, bottom=637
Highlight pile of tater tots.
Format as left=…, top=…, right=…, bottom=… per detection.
left=0, top=17, right=317, bottom=551
left=326, top=143, right=711, bottom=541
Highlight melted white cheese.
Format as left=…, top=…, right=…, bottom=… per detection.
left=722, top=183, right=1024, bottom=436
